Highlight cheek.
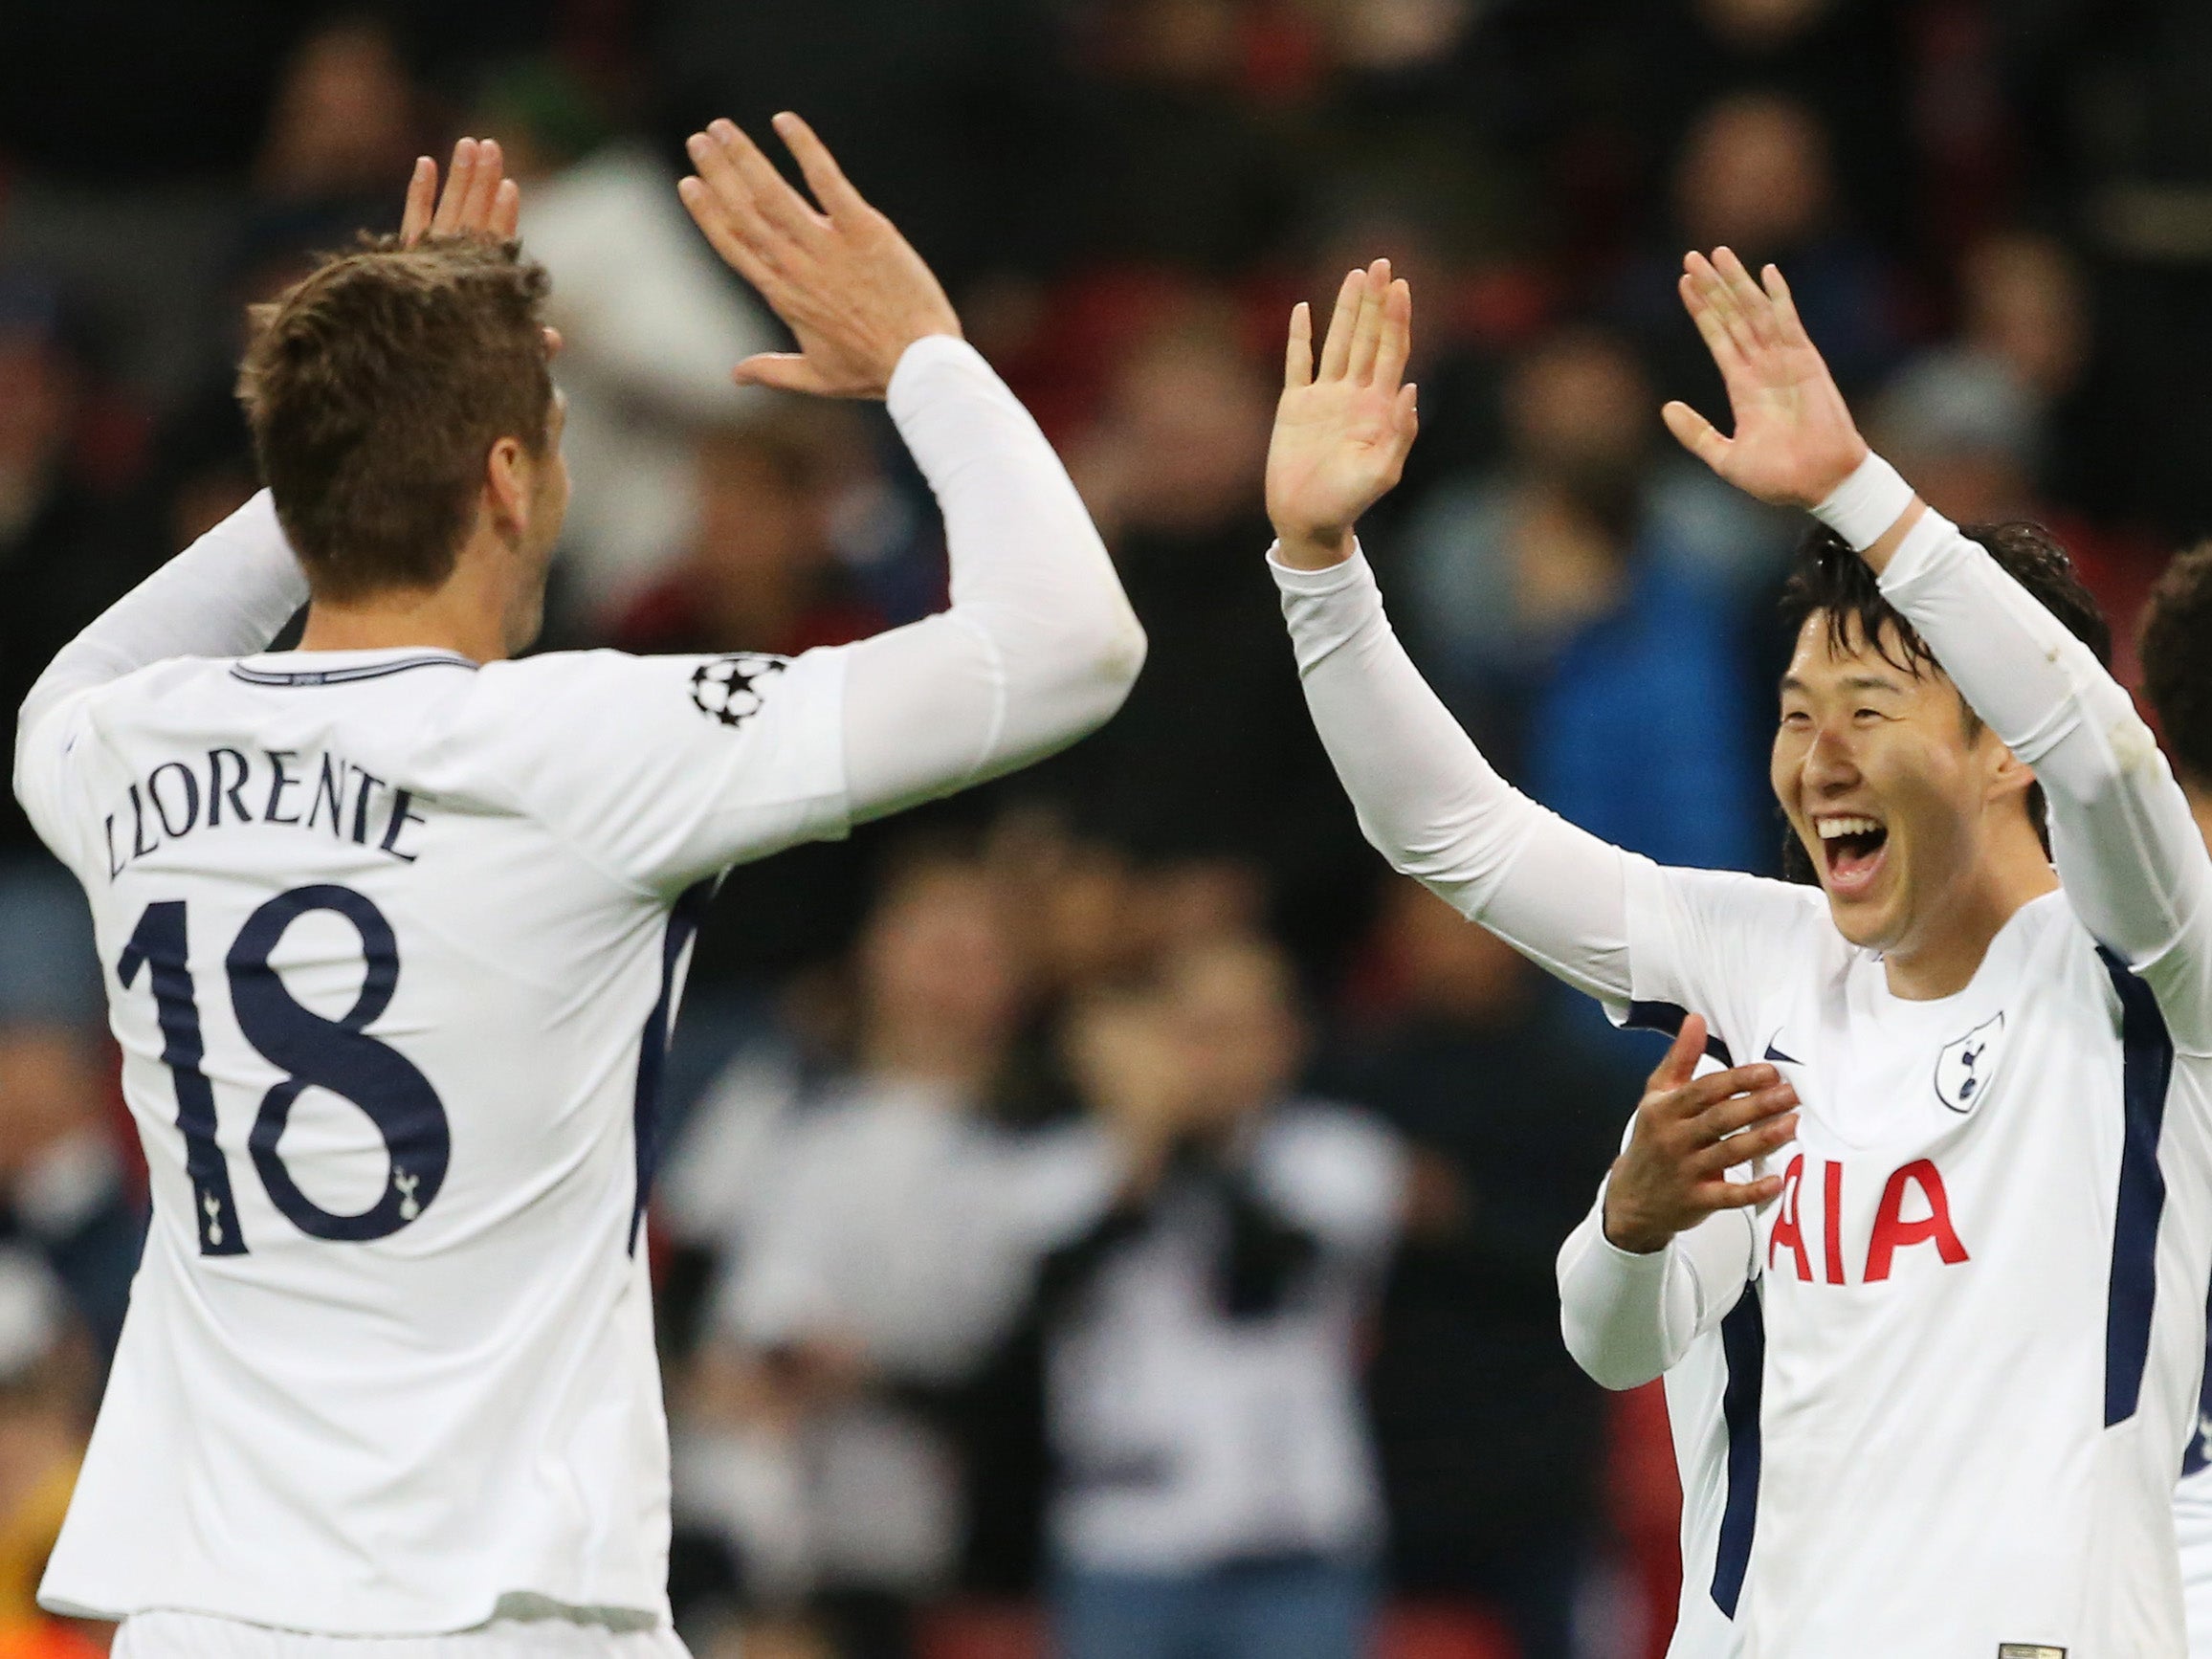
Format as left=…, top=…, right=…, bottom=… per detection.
left=1865, top=734, right=1975, bottom=849
left=1769, top=732, right=1806, bottom=810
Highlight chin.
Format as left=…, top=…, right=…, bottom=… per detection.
left=1822, top=887, right=1905, bottom=954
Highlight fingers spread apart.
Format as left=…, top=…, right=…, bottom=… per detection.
left=770, top=112, right=868, bottom=221
left=406, top=138, right=516, bottom=247
left=1310, top=258, right=1413, bottom=391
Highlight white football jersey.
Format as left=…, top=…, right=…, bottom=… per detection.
left=1656, top=1299, right=1754, bottom=1659
left=1559, top=1102, right=1756, bottom=1659
left=16, top=639, right=852, bottom=1632
left=2176, top=1352, right=2212, bottom=1652
left=1616, top=864, right=2212, bottom=1658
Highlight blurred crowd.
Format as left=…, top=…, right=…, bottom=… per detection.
left=2, top=1, right=2208, bottom=1655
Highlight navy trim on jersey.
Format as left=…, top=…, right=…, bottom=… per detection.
left=2100, top=945, right=2177, bottom=1428
left=1624, top=1000, right=1736, bottom=1067
left=230, top=654, right=476, bottom=688
left=1712, top=1291, right=1764, bottom=1617
left=2184, top=1274, right=2212, bottom=1477
left=628, top=878, right=716, bottom=1255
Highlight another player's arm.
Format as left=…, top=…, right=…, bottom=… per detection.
left=1557, top=1016, right=1783, bottom=1389
left=676, top=116, right=1143, bottom=821
left=1264, top=262, right=1643, bottom=1002
left=1668, top=247, right=2212, bottom=1044
left=13, top=143, right=519, bottom=830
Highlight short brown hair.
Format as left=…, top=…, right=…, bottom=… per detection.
left=237, top=235, right=553, bottom=602
left=2142, top=542, right=2212, bottom=790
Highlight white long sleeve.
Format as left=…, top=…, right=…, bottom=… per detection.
left=1556, top=1172, right=1756, bottom=1390
left=1878, top=506, right=2212, bottom=1052
left=1271, top=547, right=1635, bottom=1001
left=15, top=491, right=308, bottom=773
left=840, top=337, right=1145, bottom=821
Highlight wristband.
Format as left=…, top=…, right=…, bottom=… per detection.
left=1811, top=452, right=1914, bottom=552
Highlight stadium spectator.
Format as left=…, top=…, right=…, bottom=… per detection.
left=612, top=413, right=889, bottom=661
left=0, top=1021, right=140, bottom=1365
left=1032, top=305, right=1372, bottom=971
left=1402, top=324, right=1770, bottom=874
left=1041, top=934, right=1405, bottom=1659
left=1871, top=300, right=2166, bottom=671
left=1585, top=0, right=1914, bottom=252
left=0, top=277, right=149, bottom=982
left=0, top=1250, right=98, bottom=1656
left=675, top=854, right=1098, bottom=1659
left=648, top=0, right=1073, bottom=295
left=1058, top=0, right=1301, bottom=276
left=1614, top=90, right=1907, bottom=415
left=1323, top=880, right=1626, bottom=1659
left=253, top=17, right=420, bottom=220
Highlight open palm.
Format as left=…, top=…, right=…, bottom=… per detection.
left=1662, top=247, right=1869, bottom=510
left=1266, top=260, right=1420, bottom=567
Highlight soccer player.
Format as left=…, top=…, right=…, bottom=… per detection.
left=2141, top=543, right=2212, bottom=1652
left=1265, top=252, right=2212, bottom=1652
left=12, top=120, right=1142, bottom=1657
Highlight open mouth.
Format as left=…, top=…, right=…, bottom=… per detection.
left=1816, top=812, right=1890, bottom=896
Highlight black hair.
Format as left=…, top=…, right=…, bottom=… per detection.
left=1775, top=520, right=2112, bottom=881
left=2141, top=542, right=2212, bottom=792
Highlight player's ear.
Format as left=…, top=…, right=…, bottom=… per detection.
left=1983, top=736, right=2037, bottom=810
left=483, top=435, right=533, bottom=542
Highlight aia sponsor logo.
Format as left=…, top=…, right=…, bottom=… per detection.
left=1768, top=1153, right=1969, bottom=1285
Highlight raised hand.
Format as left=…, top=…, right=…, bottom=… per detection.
left=1266, top=259, right=1419, bottom=569
left=677, top=113, right=961, bottom=399
left=399, top=136, right=521, bottom=247
left=1602, top=1014, right=1798, bottom=1254
left=1662, top=247, right=1869, bottom=509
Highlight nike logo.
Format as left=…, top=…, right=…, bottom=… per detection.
left=1764, top=1043, right=1801, bottom=1065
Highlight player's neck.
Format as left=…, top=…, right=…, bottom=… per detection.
left=1880, top=829, right=2059, bottom=1001
left=2186, top=779, right=2212, bottom=857
left=297, top=559, right=516, bottom=664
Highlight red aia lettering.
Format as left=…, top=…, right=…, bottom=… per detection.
left=1768, top=1153, right=1813, bottom=1281
left=1862, top=1159, right=1970, bottom=1282
left=1822, top=1159, right=1846, bottom=1285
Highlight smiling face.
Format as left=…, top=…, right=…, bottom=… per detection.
left=1772, top=610, right=2036, bottom=957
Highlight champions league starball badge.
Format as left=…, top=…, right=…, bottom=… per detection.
left=689, top=654, right=788, bottom=728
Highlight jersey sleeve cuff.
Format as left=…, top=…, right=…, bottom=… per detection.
left=1585, top=1175, right=1678, bottom=1269
left=885, top=333, right=992, bottom=419
left=1811, top=452, right=1916, bottom=551
left=1265, top=542, right=1372, bottom=596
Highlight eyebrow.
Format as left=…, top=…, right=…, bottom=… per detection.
left=1778, top=673, right=1907, bottom=696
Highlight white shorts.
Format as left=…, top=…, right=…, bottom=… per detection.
left=111, top=1614, right=693, bottom=1659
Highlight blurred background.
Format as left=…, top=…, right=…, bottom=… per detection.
left=0, top=0, right=2204, bottom=1655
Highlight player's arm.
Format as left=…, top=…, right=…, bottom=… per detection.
left=12, top=144, right=519, bottom=840
left=1667, top=247, right=2212, bottom=1045
left=1266, top=263, right=1643, bottom=1002
left=1557, top=1017, right=1782, bottom=1389
left=676, top=116, right=1143, bottom=822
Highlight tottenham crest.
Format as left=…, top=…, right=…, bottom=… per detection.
left=690, top=654, right=787, bottom=728
left=1934, top=1011, right=2005, bottom=1115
